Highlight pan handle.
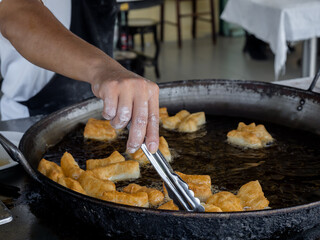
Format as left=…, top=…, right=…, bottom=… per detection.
left=307, top=68, right=320, bottom=92
left=0, top=133, right=40, bottom=182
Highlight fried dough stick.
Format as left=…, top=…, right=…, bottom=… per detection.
left=101, top=191, right=149, bottom=207
left=123, top=183, right=164, bottom=206
left=78, top=171, right=115, bottom=198
left=86, top=151, right=125, bottom=170
left=60, top=152, right=84, bottom=180
left=88, top=160, right=140, bottom=182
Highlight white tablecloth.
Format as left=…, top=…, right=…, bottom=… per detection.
left=221, top=0, right=320, bottom=79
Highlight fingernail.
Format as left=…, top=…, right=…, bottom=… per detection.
left=127, top=147, right=138, bottom=154
left=148, top=142, right=158, bottom=153
left=102, top=112, right=112, bottom=120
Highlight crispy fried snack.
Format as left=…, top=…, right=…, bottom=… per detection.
left=38, top=158, right=66, bottom=185
left=178, top=112, right=206, bottom=133
left=206, top=191, right=243, bottom=212
left=60, top=152, right=84, bottom=180
left=129, top=136, right=172, bottom=164
left=38, top=158, right=63, bottom=176
left=201, top=203, right=223, bottom=212
left=162, top=110, right=190, bottom=130
left=83, top=118, right=117, bottom=141
left=158, top=200, right=179, bottom=211
left=227, top=122, right=274, bottom=149
left=78, top=171, right=115, bottom=198
left=163, top=181, right=212, bottom=203
left=88, top=160, right=140, bottom=182
left=176, top=172, right=211, bottom=188
left=188, top=183, right=212, bottom=202
left=101, top=191, right=149, bottom=208
left=86, top=151, right=125, bottom=170
left=159, top=107, right=169, bottom=123
left=237, top=180, right=269, bottom=210
left=64, top=177, right=87, bottom=195
left=123, top=183, right=164, bottom=207
left=174, top=172, right=212, bottom=202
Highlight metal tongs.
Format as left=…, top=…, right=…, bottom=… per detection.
left=128, top=121, right=204, bottom=212
left=140, top=143, right=205, bottom=212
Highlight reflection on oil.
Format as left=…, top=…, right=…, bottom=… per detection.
left=43, top=115, right=320, bottom=209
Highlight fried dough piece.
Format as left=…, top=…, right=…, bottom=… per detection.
left=88, top=160, right=140, bottom=182
left=162, top=110, right=190, bottom=130
left=83, top=118, right=117, bottom=141
left=101, top=191, right=149, bottom=208
left=78, top=171, right=116, bottom=198
left=158, top=200, right=179, bottom=211
left=163, top=182, right=212, bottom=203
left=38, top=158, right=63, bottom=176
left=178, top=112, right=206, bottom=133
left=237, top=180, right=269, bottom=210
left=227, top=130, right=262, bottom=149
left=123, top=183, right=164, bottom=206
left=202, top=203, right=223, bottom=212
left=129, top=136, right=172, bottom=164
left=188, top=183, right=212, bottom=202
left=227, top=122, right=274, bottom=149
left=176, top=172, right=211, bottom=188
left=86, top=151, right=125, bottom=170
left=206, top=191, right=243, bottom=212
left=159, top=107, right=169, bottom=123
left=60, top=152, right=84, bottom=180
left=64, top=177, right=87, bottom=195
left=38, top=159, right=68, bottom=187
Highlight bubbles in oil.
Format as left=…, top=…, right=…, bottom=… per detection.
left=43, top=116, right=320, bottom=209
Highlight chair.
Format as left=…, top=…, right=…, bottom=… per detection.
left=160, top=0, right=216, bottom=48
left=117, top=2, right=162, bottom=78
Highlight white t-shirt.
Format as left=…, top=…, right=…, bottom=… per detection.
left=0, top=0, right=71, bottom=120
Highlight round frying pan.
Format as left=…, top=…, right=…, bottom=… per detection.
left=3, top=79, right=320, bottom=239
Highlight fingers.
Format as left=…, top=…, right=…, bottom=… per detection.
left=145, top=86, right=159, bottom=153
left=126, top=94, right=148, bottom=154
left=110, top=89, right=132, bottom=129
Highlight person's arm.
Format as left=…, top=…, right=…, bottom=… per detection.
left=0, top=0, right=159, bottom=153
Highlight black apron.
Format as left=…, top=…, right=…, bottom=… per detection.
left=20, top=0, right=117, bottom=116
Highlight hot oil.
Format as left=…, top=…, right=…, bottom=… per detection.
left=43, top=115, right=320, bottom=209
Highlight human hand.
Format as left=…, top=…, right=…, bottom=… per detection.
left=91, top=66, right=159, bottom=154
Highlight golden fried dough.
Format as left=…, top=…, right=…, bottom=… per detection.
left=60, top=152, right=84, bottom=180
left=206, top=191, right=243, bottom=212
left=176, top=172, right=211, bottom=188
left=88, top=160, right=140, bottom=182
left=202, top=203, right=223, bottom=212
left=86, top=151, right=125, bottom=170
left=188, top=183, right=212, bottom=202
left=237, top=180, right=269, bottom=210
left=162, top=110, right=190, bottom=130
left=178, top=112, right=206, bottom=133
left=83, top=118, right=117, bottom=141
left=78, top=171, right=116, bottom=198
left=101, top=191, right=149, bottom=208
left=163, top=182, right=211, bottom=203
left=64, top=177, right=87, bottom=195
left=38, top=158, right=63, bottom=177
left=123, top=183, right=164, bottom=206
left=129, top=136, right=172, bottom=164
left=158, top=200, right=179, bottom=211
left=159, top=107, right=169, bottom=123
left=227, top=122, right=274, bottom=149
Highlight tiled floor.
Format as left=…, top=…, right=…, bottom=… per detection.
left=142, top=35, right=318, bottom=84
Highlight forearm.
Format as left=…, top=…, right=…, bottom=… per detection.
left=0, top=0, right=122, bottom=83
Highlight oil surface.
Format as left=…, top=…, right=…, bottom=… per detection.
left=43, top=115, right=320, bottom=209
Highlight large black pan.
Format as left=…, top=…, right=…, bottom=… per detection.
left=5, top=79, right=320, bottom=239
